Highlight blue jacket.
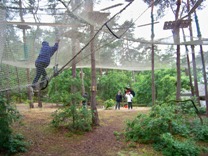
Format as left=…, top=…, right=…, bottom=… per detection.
left=35, top=41, right=59, bottom=66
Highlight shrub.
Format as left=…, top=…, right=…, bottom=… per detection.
left=154, top=133, right=200, bottom=156
left=191, top=118, right=208, bottom=142
left=104, top=99, right=115, bottom=110
left=124, top=102, right=208, bottom=155
left=52, top=105, right=92, bottom=132
left=0, top=96, right=28, bottom=155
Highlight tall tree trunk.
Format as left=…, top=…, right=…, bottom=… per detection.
left=151, top=0, right=155, bottom=105
left=191, top=0, right=208, bottom=115
left=5, top=65, right=11, bottom=103
left=80, top=68, right=85, bottom=95
left=175, top=0, right=181, bottom=101
left=199, top=45, right=208, bottom=116
left=182, top=28, right=194, bottom=96
left=187, top=0, right=200, bottom=104
left=72, top=38, right=77, bottom=79
left=88, top=0, right=99, bottom=126
left=90, top=24, right=99, bottom=126
left=19, top=0, right=34, bottom=107
left=26, top=68, right=34, bottom=108
left=15, top=67, right=22, bottom=103
left=71, top=0, right=78, bottom=98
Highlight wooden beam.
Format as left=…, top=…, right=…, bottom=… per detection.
left=100, top=3, right=123, bottom=11
left=163, top=19, right=191, bottom=30
left=6, top=21, right=84, bottom=27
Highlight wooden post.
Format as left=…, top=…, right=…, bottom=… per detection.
left=182, top=28, right=194, bottom=96
left=26, top=68, right=34, bottom=108
left=87, top=0, right=99, bottom=126
left=187, top=0, right=200, bottom=104
left=175, top=0, right=181, bottom=101
left=151, top=0, right=155, bottom=105
left=191, top=0, right=208, bottom=115
left=15, top=67, right=22, bottom=103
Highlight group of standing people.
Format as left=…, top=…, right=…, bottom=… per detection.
left=115, top=89, right=134, bottom=110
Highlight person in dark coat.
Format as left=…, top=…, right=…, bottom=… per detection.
left=115, top=90, right=122, bottom=110
left=32, top=39, right=60, bottom=90
left=82, top=92, right=88, bottom=108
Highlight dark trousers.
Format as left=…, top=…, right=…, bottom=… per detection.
left=115, top=101, right=121, bottom=110
left=128, top=102, right=132, bottom=109
left=32, top=62, right=48, bottom=85
left=82, top=100, right=87, bottom=107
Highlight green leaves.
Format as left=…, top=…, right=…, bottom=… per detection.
left=51, top=105, right=92, bottom=132
left=103, top=99, right=115, bottom=110
left=0, top=96, right=28, bottom=155
left=48, top=69, right=82, bottom=105
left=157, top=133, right=200, bottom=156
left=124, top=102, right=208, bottom=155
left=98, top=70, right=129, bottom=100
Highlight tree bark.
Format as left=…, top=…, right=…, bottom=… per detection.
left=26, top=68, right=34, bottom=108
left=190, top=0, right=208, bottom=116
left=187, top=0, right=200, bottom=104
left=15, top=67, right=21, bottom=103
left=182, top=28, right=194, bottom=96
left=151, top=0, right=155, bottom=105
left=175, top=0, right=181, bottom=101
left=19, top=0, right=34, bottom=108
left=88, top=0, right=99, bottom=126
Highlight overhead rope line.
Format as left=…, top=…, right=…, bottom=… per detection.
left=38, top=1, right=135, bottom=90
left=56, top=0, right=162, bottom=76
left=0, top=0, right=161, bottom=92
left=52, top=1, right=135, bottom=79
left=71, top=36, right=136, bottom=69
left=32, top=1, right=134, bottom=90
left=106, top=0, right=160, bottom=39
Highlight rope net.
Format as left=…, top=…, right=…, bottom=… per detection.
left=0, top=0, right=207, bottom=92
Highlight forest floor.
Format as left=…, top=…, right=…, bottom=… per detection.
left=10, top=103, right=164, bottom=156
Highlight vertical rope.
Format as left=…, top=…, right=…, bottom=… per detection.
left=194, top=12, right=201, bottom=38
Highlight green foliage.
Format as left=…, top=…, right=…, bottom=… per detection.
left=134, top=69, right=190, bottom=105
left=6, top=134, right=28, bottom=154
left=48, top=69, right=83, bottom=105
left=0, top=96, right=28, bottom=155
left=124, top=102, right=208, bottom=155
left=49, top=68, right=93, bottom=132
left=197, top=106, right=207, bottom=115
left=103, top=99, right=115, bottom=110
left=97, top=70, right=129, bottom=100
left=191, top=118, right=208, bottom=142
left=154, top=133, right=200, bottom=156
left=52, top=105, right=92, bottom=132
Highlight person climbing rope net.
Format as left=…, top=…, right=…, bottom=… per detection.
left=31, top=39, right=60, bottom=92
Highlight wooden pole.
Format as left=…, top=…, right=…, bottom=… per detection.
left=175, top=0, right=182, bottom=101
left=187, top=0, right=200, bottom=104
left=88, top=0, right=99, bottom=126
left=191, top=0, right=208, bottom=115
left=182, top=28, right=194, bottom=96
left=151, top=0, right=155, bottom=105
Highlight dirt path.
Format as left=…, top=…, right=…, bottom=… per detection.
left=12, top=104, right=153, bottom=156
